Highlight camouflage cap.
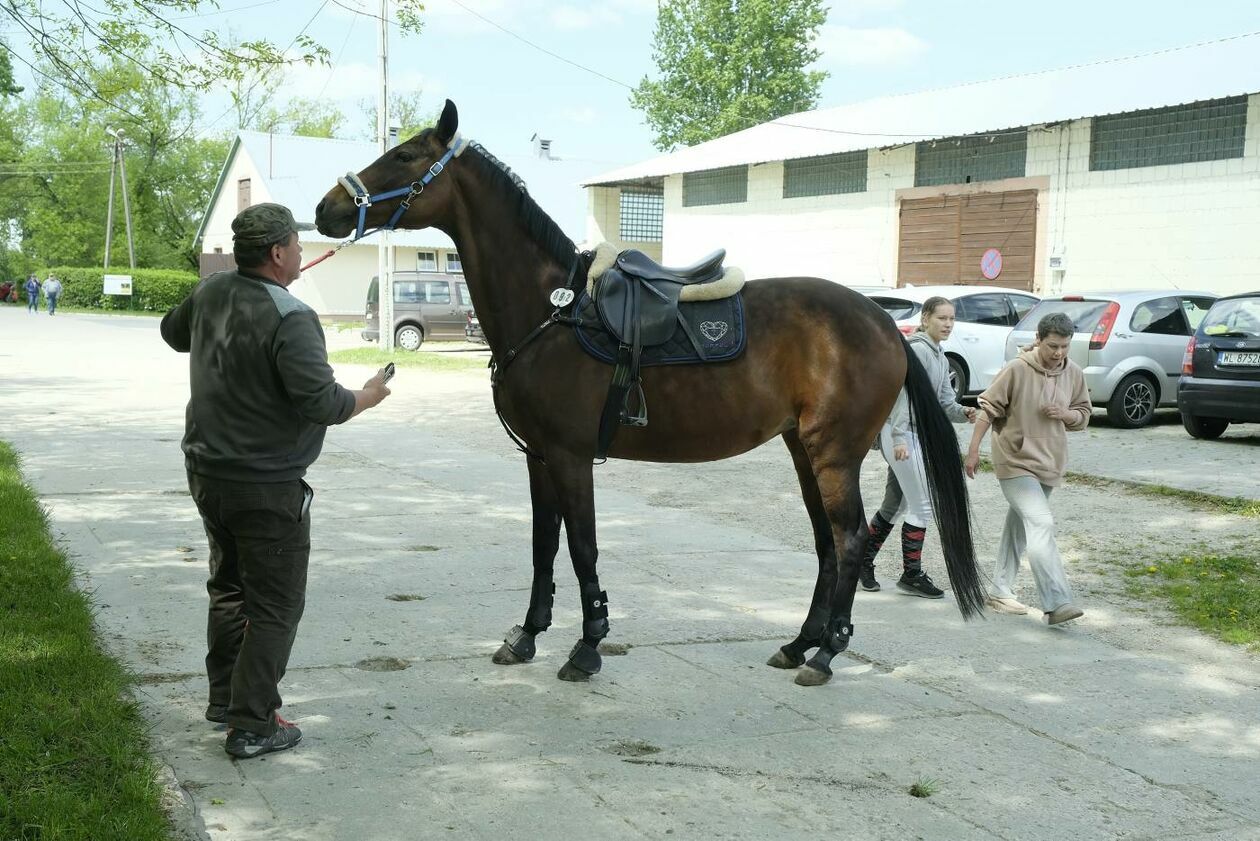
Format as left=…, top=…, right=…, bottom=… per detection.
left=232, top=203, right=315, bottom=247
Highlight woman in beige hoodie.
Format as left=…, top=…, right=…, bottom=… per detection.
left=964, top=312, right=1092, bottom=625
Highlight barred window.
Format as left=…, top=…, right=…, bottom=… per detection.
left=619, top=188, right=664, bottom=241
left=783, top=151, right=867, bottom=198
left=1090, top=96, right=1247, bottom=171
left=915, top=130, right=1027, bottom=187
left=682, top=166, right=748, bottom=207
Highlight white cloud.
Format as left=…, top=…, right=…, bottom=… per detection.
left=549, top=6, right=623, bottom=30
left=815, top=25, right=927, bottom=67
left=829, top=0, right=906, bottom=20
left=559, top=106, right=599, bottom=125
left=286, top=59, right=433, bottom=104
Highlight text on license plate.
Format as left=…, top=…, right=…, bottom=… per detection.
left=1219, top=351, right=1260, bottom=366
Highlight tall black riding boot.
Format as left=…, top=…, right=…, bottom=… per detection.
left=860, top=512, right=894, bottom=592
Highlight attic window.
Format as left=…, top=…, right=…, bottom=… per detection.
left=237, top=178, right=251, bottom=212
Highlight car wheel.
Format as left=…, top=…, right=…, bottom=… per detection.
left=1106, top=373, right=1157, bottom=428
left=1181, top=412, right=1228, bottom=440
left=946, top=355, right=968, bottom=396
left=395, top=324, right=423, bottom=352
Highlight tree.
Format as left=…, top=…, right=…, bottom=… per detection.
left=0, top=57, right=227, bottom=270
left=255, top=98, right=345, bottom=139
left=630, top=0, right=828, bottom=151
left=0, top=1, right=424, bottom=96
left=358, top=91, right=440, bottom=142
left=0, top=45, right=23, bottom=96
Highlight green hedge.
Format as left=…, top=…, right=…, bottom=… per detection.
left=36, top=266, right=200, bottom=311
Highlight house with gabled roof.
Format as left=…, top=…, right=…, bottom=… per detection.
left=195, top=130, right=612, bottom=316
left=584, top=35, right=1260, bottom=297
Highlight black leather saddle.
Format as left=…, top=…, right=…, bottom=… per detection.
left=590, top=248, right=735, bottom=459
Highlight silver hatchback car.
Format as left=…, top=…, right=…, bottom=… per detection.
left=1006, top=290, right=1218, bottom=428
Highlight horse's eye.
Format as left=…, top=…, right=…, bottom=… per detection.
left=396, top=150, right=416, bottom=163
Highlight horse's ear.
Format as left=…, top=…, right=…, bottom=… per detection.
left=435, top=100, right=458, bottom=145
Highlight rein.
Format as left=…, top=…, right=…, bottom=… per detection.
left=488, top=254, right=587, bottom=462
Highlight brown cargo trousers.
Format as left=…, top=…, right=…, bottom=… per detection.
left=188, top=472, right=312, bottom=736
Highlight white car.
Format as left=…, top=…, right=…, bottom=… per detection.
left=866, top=285, right=1040, bottom=395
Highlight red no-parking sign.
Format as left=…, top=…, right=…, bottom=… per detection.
left=980, top=248, right=1003, bottom=280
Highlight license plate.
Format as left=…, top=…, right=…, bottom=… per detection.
left=1219, top=351, right=1260, bottom=366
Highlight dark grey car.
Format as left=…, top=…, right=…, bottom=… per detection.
left=1178, top=291, right=1260, bottom=439
left=362, top=272, right=474, bottom=351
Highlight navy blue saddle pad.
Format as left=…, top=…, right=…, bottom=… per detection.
left=573, top=289, right=746, bottom=366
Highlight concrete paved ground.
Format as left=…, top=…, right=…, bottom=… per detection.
left=2, top=307, right=1258, bottom=841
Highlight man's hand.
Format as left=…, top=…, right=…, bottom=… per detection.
left=349, top=367, right=392, bottom=419
left=963, top=406, right=977, bottom=423
left=1042, top=404, right=1066, bottom=421
left=893, top=443, right=910, bottom=461
left=964, top=451, right=981, bottom=479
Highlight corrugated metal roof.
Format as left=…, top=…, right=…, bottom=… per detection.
left=586, top=34, right=1260, bottom=186
left=199, top=130, right=609, bottom=248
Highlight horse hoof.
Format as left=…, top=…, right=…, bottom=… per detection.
left=492, top=643, right=529, bottom=665
left=794, top=666, right=833, bottom=686
left=766, top=649, right=805, bottom=669
left=557, top=661, right=592, bottom=682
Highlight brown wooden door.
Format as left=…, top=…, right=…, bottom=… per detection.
left=897, top=189, right=1037, bottom=291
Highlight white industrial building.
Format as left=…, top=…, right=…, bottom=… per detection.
left=584, top=36, right=1260, bottom=297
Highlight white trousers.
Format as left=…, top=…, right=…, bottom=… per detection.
left=877, top=427, right=933, bottom=529
left=990, top=475, right=1076, bottom=612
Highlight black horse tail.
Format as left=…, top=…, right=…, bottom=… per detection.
left=902, top=339, right=985, bottom=618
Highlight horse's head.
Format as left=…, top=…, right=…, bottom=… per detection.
left=315, top=99, right=463, bottom=239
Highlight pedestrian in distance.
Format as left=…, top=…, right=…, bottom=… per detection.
left=860, top=296, right=976, bottom=597
left=964, top=312, right=1091, bottom=625
left=43, top=273, right=62, bottom=316
left=161, top=202, right=392, bottom=759
left=24, top=273, right=39, bottom=314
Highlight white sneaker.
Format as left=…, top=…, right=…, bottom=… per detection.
left=986, top=595, right=1029, bottom=615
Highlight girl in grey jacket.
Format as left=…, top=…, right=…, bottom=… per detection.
left=862, top=296, right=975, bottom=596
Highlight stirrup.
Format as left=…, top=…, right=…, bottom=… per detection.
left=620, top=380, right=648, bottom=427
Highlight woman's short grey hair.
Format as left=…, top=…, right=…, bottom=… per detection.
left=1037, top=312, right=1075, bottom=339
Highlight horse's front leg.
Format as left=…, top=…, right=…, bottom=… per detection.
left=545, top=451, right=608, bottom=682
left=493, top=456, right=562, bottom=665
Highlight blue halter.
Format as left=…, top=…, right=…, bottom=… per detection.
left=337, top=134, right=466, bottom=241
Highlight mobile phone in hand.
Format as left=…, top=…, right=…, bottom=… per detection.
left=382, top=362, right=396, bottom=384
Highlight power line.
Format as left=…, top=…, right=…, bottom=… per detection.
left=445, top=0, right=633, bottom=90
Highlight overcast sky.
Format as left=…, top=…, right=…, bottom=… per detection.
left=6, top=0, right=1260, bottom=168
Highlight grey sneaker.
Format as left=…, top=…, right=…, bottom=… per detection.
left=225, top=717, right=302, bottom=759
left=896, top=571, right=944, bottom=599
left=205, top=703, right=229, bottom=724
left=1046, top=605, right=1084, bottom=626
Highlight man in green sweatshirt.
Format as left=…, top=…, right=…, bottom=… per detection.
left=162, top=203, right=391, bottom=758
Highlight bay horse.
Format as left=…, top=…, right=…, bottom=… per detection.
left=315, top=100, right=983, bottom=687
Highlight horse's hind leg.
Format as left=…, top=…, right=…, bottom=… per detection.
left=792, top=431, right=867, bottom=687
left=493, top=456, right=562, bottom=665
left=767, top=429, right=845, bottom=670
left=545, top=452, right=609, bottom=682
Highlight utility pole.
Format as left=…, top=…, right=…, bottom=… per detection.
left=103, top=127, right=136, bottom=270
left=378, top=0, right=395, bottom=352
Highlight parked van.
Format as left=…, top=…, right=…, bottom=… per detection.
left=362, top=271, right=475, bottom=351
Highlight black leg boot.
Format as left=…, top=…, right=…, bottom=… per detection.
left=860, top=513, right=894, bottom=592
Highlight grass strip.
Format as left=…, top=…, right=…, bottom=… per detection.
left=1126, top=552, right=1260, bottom=649
left=1066, top=472, right=1259, bottom=519
left=0, top=442, right=172, bottom=840
left=328, top=346, right=487, bottom=371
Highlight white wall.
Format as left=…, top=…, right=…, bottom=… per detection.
left=639, top=92, right=1260, bottom=297
left=660, top=147, right=915, bottom=285
left=1034, top=93, right=1260, bottom=297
